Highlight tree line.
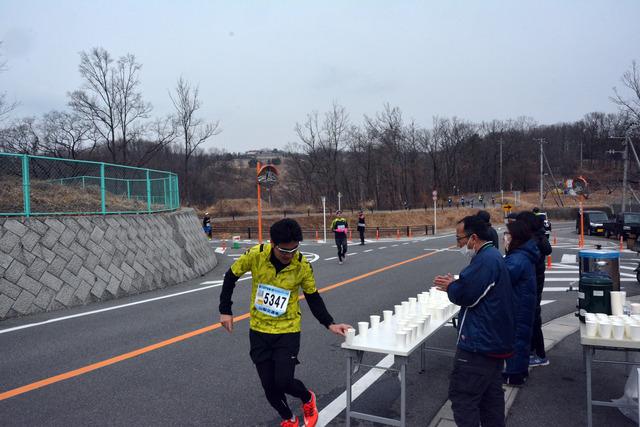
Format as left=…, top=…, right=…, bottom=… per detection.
left=1, top=43, right=639, bottom=211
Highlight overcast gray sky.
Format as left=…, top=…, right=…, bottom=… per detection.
left=1, top=0, right=639, bottom=152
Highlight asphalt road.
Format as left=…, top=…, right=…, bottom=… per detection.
left=1, top=222, right=638, bottom=426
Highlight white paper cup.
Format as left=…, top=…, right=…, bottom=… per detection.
left=611, top=291, right=626, bottom=316
left=631, top=324, right=640, bottom=341
left=585, top=313, right=596, bottom=322
left=613, top=323, right=625, bottom=340
left=394, top=304, right=403, bottom=317
left=599, top=321, right=612, bottom=338
left=345, top=328, right=356, bottom=345
left=370, top=315, right=380, bottom=330
left=585, top=321, right=597, bottom=337
left=383, top=310, right=393, bottom=324
left=395, top=331, right=407, bottom=347
left=358, top=322, right=369, bottom=339
left=632, top=304, right=640, bottom=315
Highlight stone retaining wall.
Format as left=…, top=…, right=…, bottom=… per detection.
left=0, top=208, right=217, bottom=319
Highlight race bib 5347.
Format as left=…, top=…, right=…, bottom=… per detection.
left=254, top=283, right=291, bottom=317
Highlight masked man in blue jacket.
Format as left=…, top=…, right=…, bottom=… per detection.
left=434, top=215, right=515, bottom=427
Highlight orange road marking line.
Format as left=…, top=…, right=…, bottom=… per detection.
left=0, top=247, right=451, bottom=401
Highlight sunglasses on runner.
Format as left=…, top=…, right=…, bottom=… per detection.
left=276, top=245, right=299, bottom=254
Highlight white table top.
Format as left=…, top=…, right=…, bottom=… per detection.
left=580, top=323, right=640, bottom=349
left=341, top=307, right=460, bottom=357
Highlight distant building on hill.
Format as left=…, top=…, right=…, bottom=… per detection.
left=231, top=148, right=284, bottom=168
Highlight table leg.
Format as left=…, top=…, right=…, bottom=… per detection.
left=346, top=354, right=352, bottom=427
left=400, top=359, right=406, bottom=427
left=585, top=346, right=593, bottom=427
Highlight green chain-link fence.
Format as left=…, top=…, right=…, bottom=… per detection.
left=0, top=152, right=179, bottom=216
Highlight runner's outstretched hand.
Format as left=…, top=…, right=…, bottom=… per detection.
left=220, top=314, right=234, bottom=333
left=329, top=323, right=352, bottom=336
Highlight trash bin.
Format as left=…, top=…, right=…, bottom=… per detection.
left=577, top=273, right=613, bottom=322
left=579, top=249, right=620, bottom=291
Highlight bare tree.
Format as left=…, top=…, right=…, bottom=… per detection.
left=69, top=47, right=151, bottom=164
left=0, top=117, right=40, bottom=154
left=169, top=77, right=221, bottom=203
left=114, top=54, right=152, bottom=163
left=612, top=60, right=640, bottom=125
left=0, top=41, right=18, bottom=123
left=40, top=110, right=91, bottom=159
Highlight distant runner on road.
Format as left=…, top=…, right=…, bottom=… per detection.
left=330, top=210, right=349, bottom=264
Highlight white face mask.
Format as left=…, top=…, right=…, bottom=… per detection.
left=459, top=241, right=474, bottom=259
left=503, top=234, right=511, bottom=252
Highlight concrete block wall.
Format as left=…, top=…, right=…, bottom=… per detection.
left=0, top=208, right=217, bottom=320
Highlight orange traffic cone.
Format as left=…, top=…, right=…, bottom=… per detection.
left=553, top=233, right=557, bottom=246
left=396, top=229, right=400, bottom=240
left=315, top=230, right=318, bottom=241
left=376, top=229, right=380, bottom=240
left=620, top=235, right=624, bottom=251
left=547, top=255, right=552, bottom=269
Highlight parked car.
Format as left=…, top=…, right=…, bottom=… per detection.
left=603, top=212, right=640, bottom=239
left=576, top=210, right=609, bottom=236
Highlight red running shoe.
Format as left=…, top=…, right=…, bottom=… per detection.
left=280, top=416, right=299, bottom=427
left=302, top=391, right=318, bottom=427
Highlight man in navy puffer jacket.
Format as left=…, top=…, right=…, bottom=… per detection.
left=434, top=215, right=514, bottom=427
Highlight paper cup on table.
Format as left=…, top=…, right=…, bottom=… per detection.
left=631, top=324, right=640, bottom=341
left=394, top=304, right=403, bottom=317
left=358, top=322, right=369, bottom=340
left=598, top=321, right=612, bottom=338
left=395, top=331, right=408, bottom=348
left=345, top=328, right=356, bottom=345
left=612, top=323, right=625, bottom=340
left=383, top=310, right=393, bottom=325
left=370, top=315, right=380, bottom=330
left=610, top=291, right=626, bottom=316
left=585, top=321, right=597, bottom=337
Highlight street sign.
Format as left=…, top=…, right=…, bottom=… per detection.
left=432, top=196, right=437, bottom=201
left=502, top=204, right=513, bottom=211
left=432, top=190, right=438, bottom=197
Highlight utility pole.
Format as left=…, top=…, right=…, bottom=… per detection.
left=337, top=192, right=342, bottom=211
left=608, top=134, right=631, bottom=212
left=623, top=137, right=629, bottom=212
left=534, top=138, right=546, bottom=208
left=499, top=138, right=504, bottom=204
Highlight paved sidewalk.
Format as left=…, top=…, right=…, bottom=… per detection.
left=428, top=311, right=581, bottom=427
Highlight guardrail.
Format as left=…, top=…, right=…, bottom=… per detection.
left=0, top=152, right=179, bottom=217
left=212, top=225, right=436, bottom=239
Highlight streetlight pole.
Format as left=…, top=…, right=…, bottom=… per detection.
left=534, top=138, right=546, bottom=208
left=321, top=196, right=327, bottom=243
left=337, top=192, right=342, bottom=211
left=499, top=138, right=504, bottom=204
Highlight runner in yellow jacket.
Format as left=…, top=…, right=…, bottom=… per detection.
left=219, top=218, right=351, bottom=427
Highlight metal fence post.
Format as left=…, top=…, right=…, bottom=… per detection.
left=146, top=169, right=152, bottom=213
left=100, top=163, right=106, bottom=214
left=175, top=175, right=180, bottom=208
left=22, top=155, right=30, bottom=217
left=163, top=177, right=167, bottom=208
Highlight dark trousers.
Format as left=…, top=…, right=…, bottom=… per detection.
left=335, top=237, right=348, bottom=260
left=250, top=330, right=311, bottom=420
left=530, top=280, right=546, bottom=358
left=449, top=349, right=505, bottom=427
left=358, top=228, right=365, bottom=244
